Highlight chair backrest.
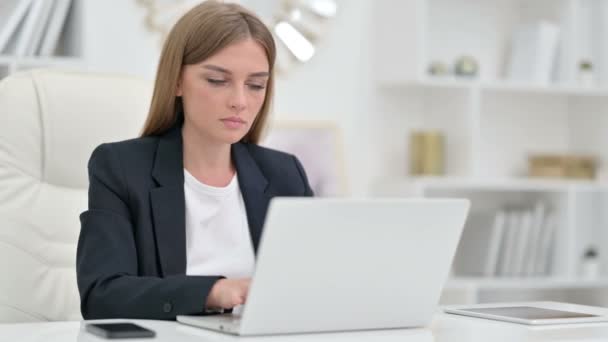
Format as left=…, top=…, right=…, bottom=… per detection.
left=0, top=69, right=152, bottom=322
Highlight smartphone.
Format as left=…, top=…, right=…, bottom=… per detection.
left=85, top=322, right=156, bottom=339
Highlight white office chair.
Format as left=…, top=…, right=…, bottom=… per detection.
left=0, top=69, right=152, bottom=322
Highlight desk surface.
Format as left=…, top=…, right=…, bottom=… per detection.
left=4, top=303, right=608, bottom=341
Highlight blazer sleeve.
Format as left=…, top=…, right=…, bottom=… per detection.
left=292, top=155, right=314, bottom=197
left=76, top=144, right=222, bottom=320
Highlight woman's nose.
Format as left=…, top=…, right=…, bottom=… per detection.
left=228, top=86, right=247, bottom=111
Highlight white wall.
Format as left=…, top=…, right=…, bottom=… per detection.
left=272, top=1, right=377, bottom=196
left=80, top=0, right=159, bottom=78
left=81, top=0, right=381, bottom=196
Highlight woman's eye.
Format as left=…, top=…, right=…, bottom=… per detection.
left=207, top=78, right=227, bottom=85
left=248, top=84, right=266, bottom=91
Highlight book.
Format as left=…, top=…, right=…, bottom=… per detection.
left=483, top=210, right=506, bottom=277
left=14, top=0, right=46, bottom=56
left=512, top=210, right=533, bottom=276
left=24, top=0, right=55, bottom=56
left=524, top=202, right=547, bottom=276
left=39, top=0, right=72, bottom=56
left=506, top=21, right=560, bottom=85
left=535, top=212, right=557, bottom=275
left=498, top=209, right=520, bottom=277
left=452, top=211, right=496, bottom=276
left=0, top=0, right=34, bottom=53
left=592, top=0, right=608, bottom=86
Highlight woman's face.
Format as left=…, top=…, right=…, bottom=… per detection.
left=177, top=38, right=269, bottom=144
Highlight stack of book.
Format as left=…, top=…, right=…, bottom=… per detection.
left=454, top=202, right=557, bottom=278
left=0, top=0, right=73, bottom=56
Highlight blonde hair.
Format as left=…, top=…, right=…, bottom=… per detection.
left=140, top=0, right=276, bottom=143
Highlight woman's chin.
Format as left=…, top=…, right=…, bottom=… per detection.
left=219, top=132, right=247, bottom=144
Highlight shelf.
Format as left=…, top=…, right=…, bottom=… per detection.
left=0, top=55, right=14, bottom=65
left=381, top=78, right=608, bottom=97
left=379, top=77, right=475, bottom=91
left=0, top=55, right=84, bottom=70
left=482, top=81, right=608, bottom=97
left=406, top=176, right=608, bottom=193
left=447, top=277, right=608, bottom=290
left=17, top=57, right=84, bottom=69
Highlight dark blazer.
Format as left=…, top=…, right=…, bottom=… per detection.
left=76, top=124, right=313, bottom=320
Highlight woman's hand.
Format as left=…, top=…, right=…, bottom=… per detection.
left=206, top=278, right=251, bottom=310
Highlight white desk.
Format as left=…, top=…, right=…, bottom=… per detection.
left=3, top=303, right=608, bottom=341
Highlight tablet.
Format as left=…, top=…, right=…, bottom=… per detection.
left=445, top=305, right=608, bottom=325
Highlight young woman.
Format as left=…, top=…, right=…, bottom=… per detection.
left=76, top=1, right=313, bottom=320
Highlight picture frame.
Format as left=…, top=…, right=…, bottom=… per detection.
left=261, top=120, right=348, bottom=197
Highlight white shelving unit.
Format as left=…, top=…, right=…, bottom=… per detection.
left=373, top=0, right=608, bottom=305
left=0, top=0, right=86, bottom=79
left=442, top=277, right=608, bottom=306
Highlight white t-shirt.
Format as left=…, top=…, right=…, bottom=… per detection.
left=184, top=169, right=255, bottom=278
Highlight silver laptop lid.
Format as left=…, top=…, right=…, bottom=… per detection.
left=239, top=198, right=470, bottom=335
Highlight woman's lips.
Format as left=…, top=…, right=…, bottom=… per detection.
left=221, top=117, right=246, bottom=129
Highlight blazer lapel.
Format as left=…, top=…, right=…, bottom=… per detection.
left=232, top=143, right=271, bottom=254
left=150, top=126, right=186, bottom=277
left=149, top=132, right=271, bottom=276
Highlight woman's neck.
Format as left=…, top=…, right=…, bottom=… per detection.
left=182, top=126, right=235, bottom=187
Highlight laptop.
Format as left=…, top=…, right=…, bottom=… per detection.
left=177, top=198, right=470, bottom=336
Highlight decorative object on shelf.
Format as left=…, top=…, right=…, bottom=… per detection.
left=578, top=59, right=595, bottom=87
left=428, top=60, right=449, bottom=76
left=261, top=121, right=347, bottom=196
left=409, top=131, right=444, bottom=176
left=580, top=247, right=599, bottom=279
left=264, top=0, right=337, bottom=74
left=136, top=0, right=200, bottom=46
left=528, top=154, right=597, bottom=180
left=453, top=55, right=478, bottom=78
left=137, top=0, right=337, bottom=76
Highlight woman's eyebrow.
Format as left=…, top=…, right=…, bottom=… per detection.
left=249, top=71, right=270, bottom=78
left=202, top=64, right=269, bottom=77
